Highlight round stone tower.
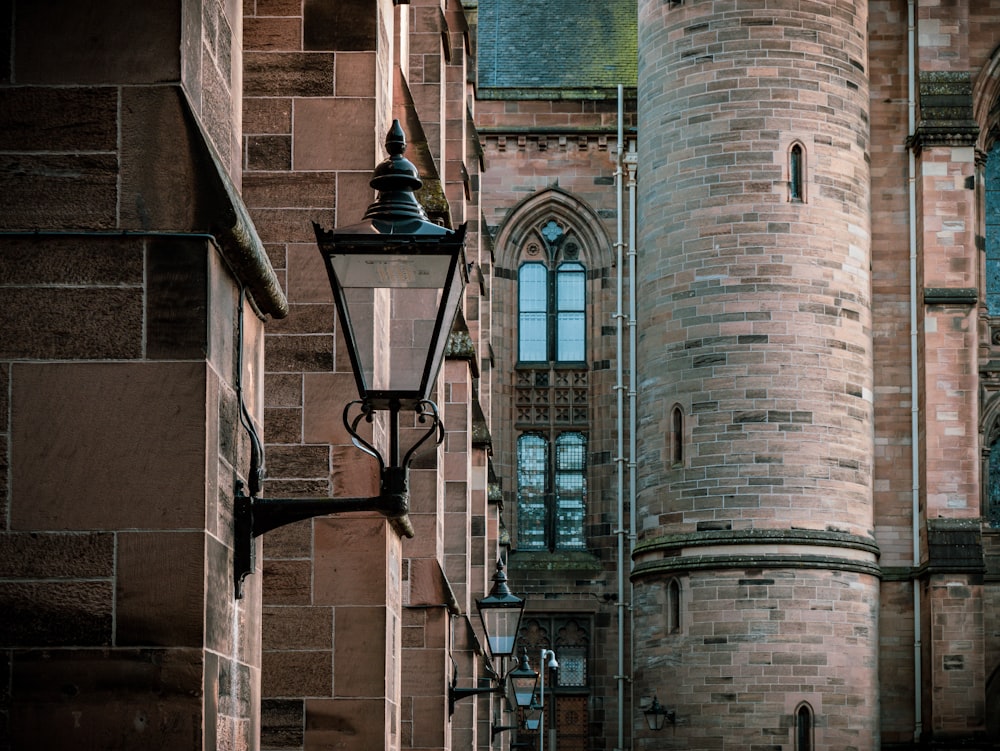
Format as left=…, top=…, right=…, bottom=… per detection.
left=633, top=1, right=879, bottom=749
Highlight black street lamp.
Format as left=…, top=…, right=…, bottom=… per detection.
left=477, top=558, right=527, bottom=660
left=449, top=644, right=539, bottom=717
left=233, top=120, right=467, bottom=598
left=523, top=700, right=542, bottom=731
left=506, top=649, right=540, bottom=710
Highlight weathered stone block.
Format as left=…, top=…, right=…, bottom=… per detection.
left=0, top=532, right=114, bottom=579
left=0, top=153, right=117, bottom=230
left=116, top=531, right=206, bottom=648
left=146, top=237, right=210, bottom=360
left=244, top=52, right=334, bottom=97
left=13, top=0, right=181, bottom=85
left=11, top=362, right=207, bottom=530
left=0, top=87, right=117, bottom=151
left=0, top=581, right=113, bottom=646
left=303, top=0, right=377, bottom=51
left=1, top=287, right=142, bottom=360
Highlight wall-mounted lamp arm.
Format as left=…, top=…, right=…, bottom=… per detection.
left=233, top=483, right=414, bottom=599
left=448, top=682, right=502, bottom=716
left=233, top=397, right=442, bottom=599
left=491, top=722, right=519, bottom=739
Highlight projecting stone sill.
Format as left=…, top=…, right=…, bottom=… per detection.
left=509, top=550, right=603, bottom=574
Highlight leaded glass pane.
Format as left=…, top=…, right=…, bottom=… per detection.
left=556, top=263, right=585, bottom=361
left=520, top=312, right=548, bottom=361
left=557, top=312, right=585, bottom=361
left=556, top=263, right=585, bottom=309
left=519, top=263, right=548, bottom=360
left=555, top=433, right=586, bottom=550
left=518, top=435, right=549, bottom=550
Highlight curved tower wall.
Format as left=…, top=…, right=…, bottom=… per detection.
left=633, top=1, right=879, bottom=748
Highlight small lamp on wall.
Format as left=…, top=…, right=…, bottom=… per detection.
left=643, top=695, right=676, bottom=730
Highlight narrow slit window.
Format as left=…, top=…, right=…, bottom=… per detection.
left=790, top=144, right=804, bottom=202
left=666, top=578, right=681, bottom=633
left=670, top=405, right=684, bottom=466
left=796, top=703, right=813, bottom=751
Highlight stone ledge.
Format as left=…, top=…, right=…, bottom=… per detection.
left=508, top=550, right=603, bottom=574
left=631, top=554, right=882, bottom=581
left=633, top=528, right=880, bottom=557
left=923, top=287, right=978, bottom=305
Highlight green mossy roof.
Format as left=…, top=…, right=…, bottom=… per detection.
left=477, top=0, right=637, bottom=95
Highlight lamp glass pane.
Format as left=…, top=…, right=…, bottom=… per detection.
left=510, top=676, right=536, bottom=708
left=330, top=252, right=455, bottom=397
left=483, top=608, right=519, bottom=657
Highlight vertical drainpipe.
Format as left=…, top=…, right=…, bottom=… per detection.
left=614, top=83, right=627, bottom=751
left=907, top=0, right=924, bottom=742
left=626, top=135, right=638, bottom=751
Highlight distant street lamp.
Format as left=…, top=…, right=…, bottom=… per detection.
left=477, top=559, right=527, bottom=659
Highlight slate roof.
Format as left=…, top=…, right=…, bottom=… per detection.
left=477, top=0, right=637, bottom=97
